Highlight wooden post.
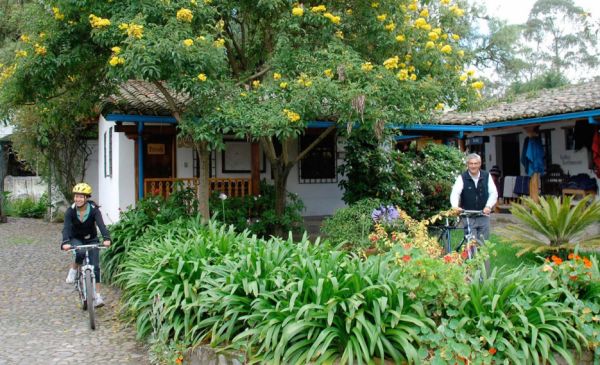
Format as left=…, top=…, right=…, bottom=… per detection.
left=251, top=142, right=260, bottom=195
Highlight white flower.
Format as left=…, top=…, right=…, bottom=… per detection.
left=219, top=193, right=227, bottom=200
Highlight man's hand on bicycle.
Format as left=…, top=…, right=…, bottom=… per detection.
left=482, top=206, right=492, bottom=216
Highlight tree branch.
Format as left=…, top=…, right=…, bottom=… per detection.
left=282, top=138, right=289, bottom=165
left=260, top=136, right=277, bottom=163
left=235, top=66, right=271, bottom=87
left=295, top=125, right=336, bottom=163
left=153, top=81, right=182, bottom=122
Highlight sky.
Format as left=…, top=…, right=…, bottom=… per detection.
left=479, top=0, right=600, bottom=24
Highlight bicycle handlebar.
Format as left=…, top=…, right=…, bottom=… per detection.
left=66, top=244, right=108, bottom=252
left=459, top=210, right=486, bottom=217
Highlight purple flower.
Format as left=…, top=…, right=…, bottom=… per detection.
left=371, top=205, right=399, bottom=223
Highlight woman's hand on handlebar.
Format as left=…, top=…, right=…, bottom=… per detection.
left=102, top=240, right=111, bottom=247
left=62, top=243, right=72, bottom=251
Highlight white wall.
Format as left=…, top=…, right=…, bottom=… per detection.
left=84, top=140, right=99, bottom=203
left=98, top=115, right=136, bottom=224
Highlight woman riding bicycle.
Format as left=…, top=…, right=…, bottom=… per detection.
left=61, top=183, right=111, bottom=307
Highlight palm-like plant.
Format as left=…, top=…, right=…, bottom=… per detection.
left=508, top=195, right=600, bottom=256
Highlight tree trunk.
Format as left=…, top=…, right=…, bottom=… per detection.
left=272, top=161, right=292, bottom=237
left=0, top=142, right=7, bottom=223
left=195, top=142, right=210, bottom=221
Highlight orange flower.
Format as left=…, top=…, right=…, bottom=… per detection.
left=551, top=255, right=563, bottom=265
left=402, top=255, right=411, bottom=262
left=569, top=275, right=578, bottom=281
left=443, top=255, right=453, bottom=263
left=489, top=347, right=497, bottom=355
left=583, top=257, right=592, bottom=268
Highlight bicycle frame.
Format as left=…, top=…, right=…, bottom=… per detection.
left=68, top=243, right=106, bottom=329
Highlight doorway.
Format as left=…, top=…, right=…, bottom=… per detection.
left=497, top=133, right=520, bottom=176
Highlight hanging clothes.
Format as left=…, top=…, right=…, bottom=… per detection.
left=592, top=127, right=600, bottom=178
left=521, top=137, right=530, bottom=174
left=525, top=137, right=545, bottom=176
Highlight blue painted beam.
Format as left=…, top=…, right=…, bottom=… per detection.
left=137, top=123, right=144, bottom=201
left=589, top=116, right=600, bottom=125
left=392, top=124, right=485, bottom=132
left=307, top=121, right=336, bottom=128
left=105, top=114, right=178, bottom=124
left=482, top=109, right=600, bottom=129
left=394, top=135, right=422, bottom=141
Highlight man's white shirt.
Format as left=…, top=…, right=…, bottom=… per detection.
left=450, top=171, right=498, bottom=209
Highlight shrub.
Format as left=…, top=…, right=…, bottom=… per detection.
left=320, top=198, right=382, bottom=248
left=5, top=193, right=47, bottom=218
left=209, top=180, right=304, bottom=237
left=508, top=195, right=600, bottom=256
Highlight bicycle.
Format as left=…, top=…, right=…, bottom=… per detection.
left=66, top=242, right=106, bottom=330
left=431, top=210, right=486, bottom=259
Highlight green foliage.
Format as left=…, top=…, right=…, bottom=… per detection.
left=209, top=181, right=305, bottom=237
left=4, top=192, right=47, bottom=218
left=508, top=195, right=600, bottom=255
left=338, top=142, right=464, bottom=220
left=101, top=188, right=199, bottom=284
left=338, top=133, right=396, bottom=205
left=321, top=198, right=382, bottom=248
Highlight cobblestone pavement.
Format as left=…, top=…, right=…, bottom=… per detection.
left=0, top=217, right=149, bottom=365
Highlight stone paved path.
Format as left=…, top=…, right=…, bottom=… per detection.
left=0, top=217, right=149, bottom=365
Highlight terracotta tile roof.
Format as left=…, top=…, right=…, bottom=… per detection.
left=102, top=80, right=192, bottom=116
left=436, top=80, right=600, bottom=125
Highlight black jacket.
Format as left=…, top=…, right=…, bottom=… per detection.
left=61, top=201, right=111, bottom=247
left=460, top=170, right=489, bottom=211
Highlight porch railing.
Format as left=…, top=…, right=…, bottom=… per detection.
left=144, top=177, right=252, bottom=198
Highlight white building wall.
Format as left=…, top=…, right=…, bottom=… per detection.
left=83, top=140, right=99, bottom=203
left=177, top=146, right=194, bottom=178
left=98, top=115, right=136, bottom=224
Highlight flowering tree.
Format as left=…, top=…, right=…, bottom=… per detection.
left=0, top=0, right=482, bottom=230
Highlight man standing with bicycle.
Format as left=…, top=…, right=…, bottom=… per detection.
left=450, top=154, right=498, bottom=271
left=61, top=183, right=111, bottom=307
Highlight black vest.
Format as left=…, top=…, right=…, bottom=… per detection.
left=460, top=170, right=489, bottom=210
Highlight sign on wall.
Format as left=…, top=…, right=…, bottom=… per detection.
left=147, top=143, right=166, bottom=155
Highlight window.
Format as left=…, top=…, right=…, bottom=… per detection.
left=103, top=127, right=113, bottom=177
left=540, top=129, right=552, bottom=169
left=564, top=127, right=576, bottom=150
left=298, top=130, right=337, bottom=184
left=193, top=150, right=216, bottom=178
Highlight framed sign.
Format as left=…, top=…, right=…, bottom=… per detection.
left=147, top=143, right=165, bottom=155
left=222, top=140, right=265, bottom=173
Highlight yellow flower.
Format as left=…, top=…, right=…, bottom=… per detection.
left=204, top=0, right=212, bottom=3
left=20, top=34, right=30, bottom=43
left=396, top=69, right=409, bottom=80
left=279, top=82, right=288, bottom=89
left=324, top=69, right=333, bottom=78
left=384, top=22, right=396, bottom=31
left=414, top=17, right=427, bottom=29
left=283, top=109, right=300, bottom=122
left=323, top=12, right=341, bottom=24
left=292, top=6, right=304, bottom=16
left=408, top=65, right=416, bottom=72
left=183, top=39, right=194, bottom=47
left=459, top=73, right=468, bottom=81
left=457, top=50, right=465, bottom=57
left=34, top=44, right=47, bottom=56
left=273, top=72, right=282, bottom=80
left=190, top=0, right=197, bottom=5
left=111, top=46, right=121, bottom=54
left=240, top=92, right=247, bottom=97
left=361, top=62, right=374, bottom=71
left=420, top=8, right=429, bottom=17
left=15, top=50, right=27, bottom=58
left=52, top=7, right=65, bottom=21
left=440, top=44, right=452, bottom=53
left=371, top=2, right=379, bottom=8
left=127, top=24, right=144, bottom=39
left=441, top=0, right=451, bottom=4
left=297, top=74, right=312, bottom=87
left=119, top=23, right=129, bottom=31
left=176, top=8, right=194, bottom=22
left=383, top=56, right=399, bottom=69
left=346, top=9, right=353, bottom=15
left=405, top=54, right=412, bottom=62
left=452, top=34, right=460, bottom=40
left=252, top=80, right=261, bottom=89
left=471, top=81, right=484, bottom=90
left=449, top=5, right=464, bottom=16
left=196, top=35, right=206, bottom=41
left=109, top=56, right=125, bottom=66
left=197, top=73, right=207, bottom=82
left=89, top=14, right=111, bottom=28
left=377, top=14, right=387, bottom=22
left=310, top=5, right=327, bottom=13
left=408, top=3, right=418, bottom=11
left=410, top=73, right=417, bottom=81
left=467, top=68, right=476, bottom=76
left=395, top=34, right=406, bottom=42
left=425, top=41, right=435, bottom=49
left=39, top=32, right=46, bottom=39
left=435, top=103, right=445, bottom=110
left=428, top=32, right=439, bottom=41
left=213, top=38, right=225, bottom=48
left=421, top=23, right=431, bottom=31
left=335, top=30, right=344, bottom=39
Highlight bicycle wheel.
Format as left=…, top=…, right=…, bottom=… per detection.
left=84, top=269, right=96, bottom=330
left=77, top=271, right=87, bottom=311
